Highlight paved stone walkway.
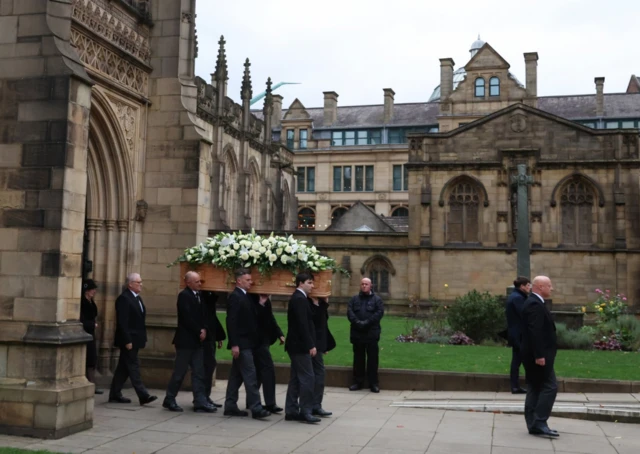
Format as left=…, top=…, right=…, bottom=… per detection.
left=1, top=382, right=639, bottom=453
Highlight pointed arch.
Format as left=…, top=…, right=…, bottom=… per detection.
left=439, top=174, right=489, bottom=207
left=247, top=159, right=261, bottom=226
left=282, top=179, right=291, bottom=229
left=550, top=173, right=605, bottom=208
left=220, top=144, right=239, bottom=228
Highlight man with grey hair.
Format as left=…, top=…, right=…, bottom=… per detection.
left=109, top=273, right=157, bottom=406
left=521, top=275, right=559, bottom=438
left=162, top=271, right=215, bottom=413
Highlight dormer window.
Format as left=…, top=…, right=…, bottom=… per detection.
left=474, top=78, right=485, bottom=97
left=489, top=77, right=500, bottom=96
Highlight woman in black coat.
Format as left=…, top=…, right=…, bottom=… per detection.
left=80, top=279, right=102, bottom=394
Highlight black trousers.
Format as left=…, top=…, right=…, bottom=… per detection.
left=203, top=341, right=217, bottom=398
left=224, top=349, right=263, bottom=413
left=253, top=343, right=277, bottom=407
left=312, top=352, right=326, bottom=410
left=352, top=341, right=379, bottom=386
left=510, top=346, right=523, bottom=390
left=285, top=352, right=315, bottom=416
left=165, top=347, right=207, bottom=407
left=524, top=367, right=558, bottom=430
left=109, top=347, right=149, bottom=400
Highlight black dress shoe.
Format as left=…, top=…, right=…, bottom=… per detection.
left=194, top=404, right=217, bottom=413
left=349, top=384, right=362, bottom=391
left=511, top=388, right=527, bottom=394
left=108, top=396, right=131, bottom=404
left=140, top=395, right=157, bottom=406
left=529, top=426, right=559, bottom=438
left=206, top=397, right=223, bottom=408
left=162, top=400, right=183, bottom=412
left=265, top=404, right=283, bottom=414
left=224, top=408, right=249, bottom=417
left=301, top=413, right=321, bottom=424
left=312, top=408, right=332, bottom=417
left=252, top=409, right=271, bottom=420
left=94, top=389, right=104, bottom=395
left=285, top=413, right=302, bottom=421
left=370, top=384, right=380, bottom=393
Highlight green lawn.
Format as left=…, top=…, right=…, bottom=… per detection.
left=216, top=313, right=640, bottom=381
left=0, top=449, right=60, bottom=454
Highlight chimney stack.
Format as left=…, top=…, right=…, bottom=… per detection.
left=383, top=88, right=395, bottom=123
left=595, top=77, right=605, bottom=118
left=439, top=58, right=455, bottom=101
left=323, top=91, right=339, bottom=125
left=272, top=94, right=283, bottom=128
left=524, top=52, right=538, bottom=98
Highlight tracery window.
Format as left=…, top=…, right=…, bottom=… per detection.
left=448, top=181, right=480, bottom=243
left=561, top=179, right=594, bottom=245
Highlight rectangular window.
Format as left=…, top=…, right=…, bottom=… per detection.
left=403, top=164, right=408, bottom=191
left=343, top=166, right=352, bottom=191
left=332, top=131, right=343, bottom=146
left=299, top=129, right=308, bottom=149
left=605, top=122, right=619, bottom=129
left=357, top=131, right=368, bottom=145
left=333, top=166, right=342, bottom=191
left=365, top=165, right=374, bottom=191
left=389, top=129, right=404, bottom=144
left=296, top=166, right=315, bottom=192
left=345, top=131, right=355, bottom=146
left=621, top=121, right=635, bottom=129
left=286, top=129, right=294, bottom=148
left=355, top=166, right=364, bottom=191
left=369, top=130, right=381, bottom=145
left=392, top=165, right=402, bottom=191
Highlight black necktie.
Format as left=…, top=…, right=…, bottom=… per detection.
left=195, top=292, right=201, bottom=304
left=136, top=296, right=144, bottom=313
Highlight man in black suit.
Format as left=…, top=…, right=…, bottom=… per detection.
left=506, top=276, right=531, bottom=394
left=521, top=275, right=559, bottom=438
left=202, top=290, right=226, bottom=408
left=223, top=268, right=271, bottom=420
left=284, top=272, right=320, bottom=424
left=251, top=294, right=285, bottom=414
left=162, top=271, right=215, bottom=413
left=347, top=278, right=384, bottom=393
left=310, top=297, right=335, bottom=417
left=109, top=273, right=157, bottom=406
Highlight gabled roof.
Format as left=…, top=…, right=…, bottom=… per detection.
left=464, top=43, right=511, bottom=71
left=282, top=98, right=311, bottom=121
left=325, top=201, right=397, bottom=233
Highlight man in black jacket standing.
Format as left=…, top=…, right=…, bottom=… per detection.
left=202, top=290, right=226, bottom=408
left=284, top=272, right=320, bottom=424
left=224, top=269, right=271, bottom=420
left=310, top=297, right=335, bottom=417
left=506, top=276, right=531, bottom=394
left=347, top=278, right=384, bottom=392
left=521, top=275, right=559, bottom=438
left=252, top=294, right=285, bottom=414
left=162, top=271, right=215, bottom=413
left=109, top=273, right=157, bottom=406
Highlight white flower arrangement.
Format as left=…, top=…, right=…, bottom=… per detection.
left=170, top=230, right=347, bottom=276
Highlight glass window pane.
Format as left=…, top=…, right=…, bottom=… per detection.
left=475, top=78, right=485, bottom=97
left=403, top=164, right=408, bottom=191
left=333, top=166, right=342, bottom=191
left=332, top=131, right=343, bottom=146
left=392, top=165, right=402, bottom=191
left=606, top=122, right=618, bottom=129
left=286, top=129, right=294, bottom=148
left=621, top=121, right=635, bottom=129
left=297, top=167, right=305, bottom=192
left=307, top=167, right=315, bottom=192
left=355, top=166, right=363, bottom=191
left=357, top=131, right=367, bottom=145
left=489, top=77, right=500, bottom=96
left=345, top=131, right=355, bottom=146
left=299, top=129, right=308, bottom=149
left=370, top=130, right=381, bottom=144
left=365, top=165, right=374, bottom=191
left=343, top=166, right=352, bottom=191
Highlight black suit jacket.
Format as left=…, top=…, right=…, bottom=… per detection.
left=226, top=287, right=260, bottom=350
left=202, top=291, right=226, bottom=343
left=251, top=295, right=284, bottom=346
left=80, top=296, right=98, bottom=336
left=521, top=293, right=557, bottom=382
left=285, top=289, right=316, bottom=354
left=172, top=288, right=208, bottom=349
left=311, top=299, right=336, bottom=353
left=114, top=290, right=147, bottom=349
left=505, top=288, right=527, bottom=349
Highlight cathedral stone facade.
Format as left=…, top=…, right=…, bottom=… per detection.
left=0, top=0, right=293, bottom=437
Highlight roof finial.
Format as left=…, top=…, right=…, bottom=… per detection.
left=215, top=35, right=228, bottom=82
left=241, top=58, right=252, bottom=100
left=263, top=77, right=273, bottom=107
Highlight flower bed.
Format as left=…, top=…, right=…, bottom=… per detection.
left=170, top=230, right=344, bottom=297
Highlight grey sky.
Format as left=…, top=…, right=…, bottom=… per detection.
left=194, top=0, right=637, bottom=110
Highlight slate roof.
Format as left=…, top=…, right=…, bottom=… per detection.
left=252, top=93, right=640, bottom=129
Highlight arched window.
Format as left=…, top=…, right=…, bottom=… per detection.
left=448, top=181, right=480, bottom=243
left=297, top=207, right=316, bottom=230
left=474, top=78, right=485, bottom=97
left=362, top=256, right=395, bottom=295
left=561, top=179, right=594, bottom=245
left=331, top=206, right=348, bottom=224
left=489, top=77, right=500, bottom=96
left=392, top=207, right=409, bottom=217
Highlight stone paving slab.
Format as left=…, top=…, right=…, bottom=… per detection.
left=0, top=382, right=639, bottom=453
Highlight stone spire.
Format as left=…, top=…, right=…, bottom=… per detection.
left=241, top=58, right=253, bottom=101
left=214, top=35, right=228, bottom=82
left=263, top=78, right=273, bottom=145
left=263, top=77, right=273, bottom=109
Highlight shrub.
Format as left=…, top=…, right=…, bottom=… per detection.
left=556, top=323, right=594, bottom=350
left=593, top=335, right=622, bottom=351
left=592, top=289, right=628, bottom=322
left=449, top=332, right=474, bottom=345
left=446, top=290, right=506, bottom=343
left=597, top=315, right=640, bottom=351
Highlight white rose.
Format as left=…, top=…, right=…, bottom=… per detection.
left=269, top=254, right=277, bottom=262
left=259, top=246, right=266, bottom=254
left=252, top=242, right=261, bottom=250
left=307, top=261, right=313, bottom=267
left=208, top=249, right=215, bottom=256
left=186, top=255, right=192, bottom=261
left=240, top=253, right=249, bottom=261
left=233, top=243, right=240, bottom=250
left=315, top=261, right=321, bottom=267
left=285, top=246, right=292, bottom=254
left=190, top=248, right=195, bottom=254
left=262, top=239, right=270, bottom=247
left=228, top=250, right=236, bottom=257
left=298, top=252, right=306, bottom=261
left=281, top=255, right=289, bottom=264
left=276, top=248, right=283, bottom=255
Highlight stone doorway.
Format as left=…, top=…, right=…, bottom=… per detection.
left=84, top=88, right=136, bottom=375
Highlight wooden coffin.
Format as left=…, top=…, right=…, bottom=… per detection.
left=178, top=262, right=332, bottom=297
